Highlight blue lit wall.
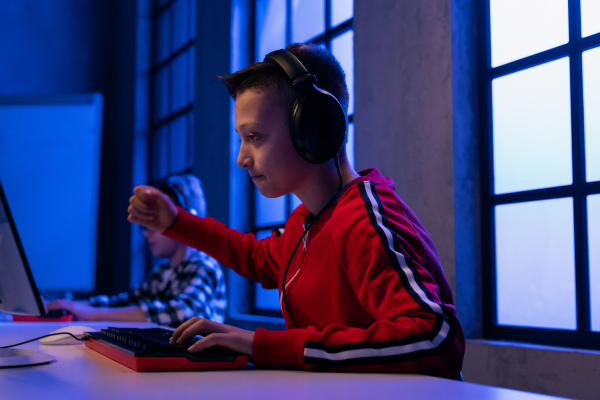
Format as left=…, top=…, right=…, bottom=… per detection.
left=0, top=0, right=136, bottom=296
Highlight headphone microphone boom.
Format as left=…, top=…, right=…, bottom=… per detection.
left=263, top=49, right=347, bottom=164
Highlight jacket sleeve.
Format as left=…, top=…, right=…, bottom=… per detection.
left=253, top=181, right=465, bottom=378
left=164, top=207, right=283, bottom=289
left=252, top=267, right=464, bottom=378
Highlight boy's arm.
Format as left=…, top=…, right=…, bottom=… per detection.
left=47, top=299, right=146, bottom=322
left=163, top=207, right=282, bottom=288
left=250, top=260, right=464, bottom=378
left=128, top=185, right=179, bottom=233
left=89, top=305, right=147, bottom=322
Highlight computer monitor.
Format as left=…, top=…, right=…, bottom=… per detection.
left=0, top=179, right=47, bottom=317
left=0, top=179, right=55, bottom=367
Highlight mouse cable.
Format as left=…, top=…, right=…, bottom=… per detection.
left=0, top=332, right=88, bottom=348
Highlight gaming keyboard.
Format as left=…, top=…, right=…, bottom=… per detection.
left=85, top=327, right=249, bottom=372
left=99, top=327, right=200, bottom=353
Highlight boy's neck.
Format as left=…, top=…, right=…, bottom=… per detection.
left=296, top=157, right=359, bottom=216
left=169, top=245, right=191, bottom=268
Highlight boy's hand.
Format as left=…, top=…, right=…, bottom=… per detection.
left=169, top=317, right=255, bottom=358
left=46, top=299, right=99, bottom=320
left=127, top=185, right=178, bottom=233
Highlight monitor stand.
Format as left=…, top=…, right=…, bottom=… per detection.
left=0, top=348, right=55, bottom=368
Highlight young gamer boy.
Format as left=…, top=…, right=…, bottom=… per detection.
left=128, top=43, right=465, bottom=378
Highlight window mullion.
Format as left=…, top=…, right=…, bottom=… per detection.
left=568, top=0, right=591, bottom=333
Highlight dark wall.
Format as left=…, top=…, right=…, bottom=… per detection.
left=0, top=2, right=110, bottom=95
left=0, top=0, right=137, bottom=295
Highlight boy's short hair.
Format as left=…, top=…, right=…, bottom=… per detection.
left=218, top=43, right=349, bottom=116
left=157, top=174, right=207, bottom=217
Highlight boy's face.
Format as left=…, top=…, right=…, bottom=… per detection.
left=235, top=88, right=309, bottom=199
left=143, top=228, right=183, bottom=260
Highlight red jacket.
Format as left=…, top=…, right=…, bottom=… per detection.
left=165, top=168, right=464, bottom=378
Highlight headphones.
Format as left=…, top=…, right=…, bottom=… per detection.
left=157, top=181, right=198, bottom=216
left=263, top=49, right=347, bottom=164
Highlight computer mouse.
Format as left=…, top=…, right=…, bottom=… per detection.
left=40, top=325, right=96, bottom=345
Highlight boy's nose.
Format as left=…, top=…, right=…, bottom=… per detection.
left=237, top=147, right=252, bottom=169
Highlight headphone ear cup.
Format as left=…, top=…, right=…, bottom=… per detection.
left=290, top=86, right=347, bottom=164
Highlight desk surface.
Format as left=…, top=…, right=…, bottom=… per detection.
left=0, top=321, right=572, bottom=400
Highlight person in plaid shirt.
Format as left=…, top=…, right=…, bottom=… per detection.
left=47, top=174, right=227, bottom=328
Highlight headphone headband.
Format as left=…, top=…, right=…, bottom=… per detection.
left=156, top=180, right=200, bottom=216
left=264, top=50, right=317, bottom=88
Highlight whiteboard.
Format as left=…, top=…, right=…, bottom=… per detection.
left=0, top=94, right=103, bottom=292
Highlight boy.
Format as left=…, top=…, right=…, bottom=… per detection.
left=48, top=174, right=227, bottom=328
left=128, top=43, right=464, bottom=378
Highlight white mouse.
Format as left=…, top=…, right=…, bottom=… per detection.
left=40, top=325, right=96, bottom=345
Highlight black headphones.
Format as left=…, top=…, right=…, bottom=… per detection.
left=157, top=181, right=197, bottom=215
left=263, top=49, right=347, bottom=164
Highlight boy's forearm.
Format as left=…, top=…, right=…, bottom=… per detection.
left=92, top=306, right=147, bottom=322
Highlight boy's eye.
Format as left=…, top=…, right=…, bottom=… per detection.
left=239, top=132, right=260, bottom=144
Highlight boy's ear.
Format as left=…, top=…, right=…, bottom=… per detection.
left=264, top=49, right=346, bottom=164
left=289, top=85, right=346, bottom=164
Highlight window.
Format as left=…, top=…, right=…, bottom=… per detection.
left=149, top=0, right=196, bottom=183
left=251, top=0, right=354, bottom=315
left=483, top=0, right=600, bottom=349
left=132, top=0, right=197, bottom=278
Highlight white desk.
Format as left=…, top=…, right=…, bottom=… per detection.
left=0, top=321, right=571, bottom=400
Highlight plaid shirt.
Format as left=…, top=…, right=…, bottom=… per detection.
left=89, top=250, right=227, bottom=327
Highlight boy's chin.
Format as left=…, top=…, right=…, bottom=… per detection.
left=254, top=186, right=288, bottom=199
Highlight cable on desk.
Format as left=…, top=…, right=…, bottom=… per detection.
left=0, top=333, right=88, bottom=348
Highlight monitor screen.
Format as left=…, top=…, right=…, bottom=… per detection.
left=0, top=179, right=46, bottom=316
left=0, top=93, right=103, bottom=293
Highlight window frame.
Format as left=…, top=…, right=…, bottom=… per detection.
left=138, top=0, right=197, bottom=277
left=481, top=0, right=600, bottom=350
left=148, top=0, right=196, bottom=184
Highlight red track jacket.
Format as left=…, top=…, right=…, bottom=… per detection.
left=165, top=168, right=464, bottom=378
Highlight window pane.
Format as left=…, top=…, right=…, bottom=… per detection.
left=255, top=284, right=281, bottom=310
left=589, top=195, right=600, bottom=331
left=253, top=229, right=280, bottom=310
left=187, top=112, right=194, bottom=165
left=292, top=0, right=325, bottom=43
left=189, top=0, right=196, bottom=40
left=169, top=116, right=188, bottom=173
left=332, top=0, right=353, bottom=27
left=495, top=198, right=576, bottom=330
left=256, top=0, right=287, bottom=60
left=583, top=46, right=600, bottom=182
left=188, top=46, right=196, bottom=104
left=155, top=8, right=171, bottom=64
left=153, top=67, right=169, bottom=122
left=254, top=187, right=286, bottom=226
left=151, top=126, right=169, bottom=179
left=170, top=53, right=189, bottom=112
left=331, top=29, right=354, bottom=116
left=172, top=0, right=190, bottom=51
left=492, top=58, right=572, bottom=193
left=346, top=121, right=355, bottom=168
left=489, top=0, right=568, bottom=67
left=581, top=0, right=600, bottom=37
